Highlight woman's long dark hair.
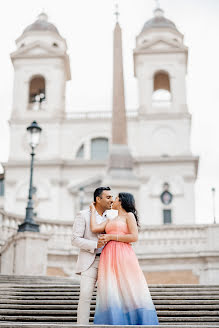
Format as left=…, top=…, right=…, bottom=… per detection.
left=118, top=192, right=140, bottom=227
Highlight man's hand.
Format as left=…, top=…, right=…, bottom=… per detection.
left=99, top=234, right=112, bottom=243
left=97, top=236, right=106, bottom=248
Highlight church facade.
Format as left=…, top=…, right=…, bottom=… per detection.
left=4, top=8, right=198, bottom=226
left=1, top=7, right=219, bottom=284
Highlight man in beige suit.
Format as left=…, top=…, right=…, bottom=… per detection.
left=71, top=186, right=113, bottom=324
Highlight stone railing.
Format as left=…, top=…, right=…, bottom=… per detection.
left=0, top=210, right=22, bottom=247
left=65, top=110, right=138, bottom=120
left=134, top=224, right=211, bottom=257
left=0, top=210, right=77, bottom=255
left=1, top=209, right=219, bottom=258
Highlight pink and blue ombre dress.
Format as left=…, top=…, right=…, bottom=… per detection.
left=94, top=219, right=159, bottom=325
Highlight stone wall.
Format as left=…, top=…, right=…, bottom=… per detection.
left=144, top=270, right=199, bottom=284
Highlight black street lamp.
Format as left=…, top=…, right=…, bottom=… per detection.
left=18, top=121, right=42, bottom=232
left=79, top=187, right=85, bottom=210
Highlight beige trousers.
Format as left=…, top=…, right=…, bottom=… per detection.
left=77, top=257, right=100, bottom=324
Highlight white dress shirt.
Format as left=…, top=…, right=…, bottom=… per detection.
left=95, top=210, right=108, bottom=254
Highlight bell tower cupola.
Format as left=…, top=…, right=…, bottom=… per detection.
left=10, top=12, right=71, bottom=121
left=134, top=5, right=188, bottom=115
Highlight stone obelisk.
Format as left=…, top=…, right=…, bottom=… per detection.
left=103, top=17, right=138, bottom=192
left=108, top=20, right=134, bottom=177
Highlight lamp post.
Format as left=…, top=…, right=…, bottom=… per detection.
left=79, top=187, right=85, bottom=211
left=18, top=121, right=42, bottom=232
left=211, top=187, right=216, bottom=224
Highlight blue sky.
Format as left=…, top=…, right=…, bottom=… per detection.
left=0, top=0, right=219, bottom=223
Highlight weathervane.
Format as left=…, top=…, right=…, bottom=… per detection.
left=114, top=2, right=120, bottom=22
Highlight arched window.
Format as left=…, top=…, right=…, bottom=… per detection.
left=91, top=138, right=108, bottom=160
left=29, top=75, right=46, bottom=110
left=76, top=144, right=84, bottom=158
left=152, top=71, right=171, bottom=107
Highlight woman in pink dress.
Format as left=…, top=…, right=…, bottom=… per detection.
left=90, top=192, right=159, bottom=325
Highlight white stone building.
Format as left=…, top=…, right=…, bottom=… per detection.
left=4, top=8, right=198, bottom=226
left=2, top=6, right=219, bottom=285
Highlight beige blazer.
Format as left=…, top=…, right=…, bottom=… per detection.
left=71, top=209, right=105, bottom=275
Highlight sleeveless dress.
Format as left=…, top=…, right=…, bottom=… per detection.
left=94, top=220, right=159, bottom=325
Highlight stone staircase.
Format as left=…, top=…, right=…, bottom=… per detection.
left=0, top=275, right=219, bottom=327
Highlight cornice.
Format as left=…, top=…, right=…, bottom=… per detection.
left=4, top=159, right=107, bottom=168
left=138, top=112, right=191, bottom=120
left=4, top=156, right=199, bottom=167
left=133, top=47, right=188, bottom=55
left=135, top=155, right=199, bottom=164
left=9, top=111, right=191, bottom=125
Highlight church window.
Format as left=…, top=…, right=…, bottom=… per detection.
left=53, top=43, right=58, bottom=47
left=163, top=209, right=172, bottom=224
left=152, top=71, right=171, bottom=107
left=91, top=138, right=108, bottom=160
left=29, top=75, right=46, bottom=110
left=0, top=177, right=4, bottom=196
left=76, top=138, right=109, bottom=160
left=76, top=144, right=84, bottom=158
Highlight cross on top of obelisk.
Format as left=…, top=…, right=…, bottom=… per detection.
left=155, top=0, right=160, bottom=9
left=114, top=2, right=120, bottom=22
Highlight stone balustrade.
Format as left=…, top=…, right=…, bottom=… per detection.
left=65, top=110, right=138, bottom=120
left=1, top=210, right=219, bottom=282
left=134, top=224, right=209, bottom=256
left=0, top=210, right=77, bottom=255
left=1, top=209, right=218, bottom=257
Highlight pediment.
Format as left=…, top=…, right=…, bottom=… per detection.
left=68, top=175, right=103, bottom=193
left=136, top=39, right=187, bottom=53
left=11, top=41, right=62, bottom=59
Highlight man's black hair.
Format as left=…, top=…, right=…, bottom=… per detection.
left=94, top=187, right=111, bottom=202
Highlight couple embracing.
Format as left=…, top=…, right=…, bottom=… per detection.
left=71, top=186, right=159, bottom=325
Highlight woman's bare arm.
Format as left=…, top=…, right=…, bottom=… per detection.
left=90, top=203, right=108, bottom=233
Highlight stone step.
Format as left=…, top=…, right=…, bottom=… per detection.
left=0, top=322, right=219, bottom=328
left=2, top=285, right=218, bottom=290
left=0, top=278, right=219, bottom=288
left=1, top=283, right=219, bottom=288
left=1, top=295, right=219, bottom=300
left=1, top=278, right=219, bottom=326
left=1, top=299, right=219, bottom=305
left=1, top=282, right=219, bottom=291
left=1, top=304, right=219, bottom=310
left=0, top=275, right=76, bottom=281
left=1, top=286, right=219, bottom=292
left=152, top=296, right=219, bottom=300
left=0, top=309, right=219, bottom=316
left=1, top=315, right=219, bottom=323
left=0, top=296, right=79, bottom=301
left=0, top=281, right=78, bottom=285
left=1, top=291, right=219, bottom=296
left=160, top=318, right=219, bottom=322
left=2, top=284, right=218, bottom=289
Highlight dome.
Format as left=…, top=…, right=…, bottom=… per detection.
left=142, top=8, right=178, bottom=33
left=23, top=13, right=60, bottom=35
